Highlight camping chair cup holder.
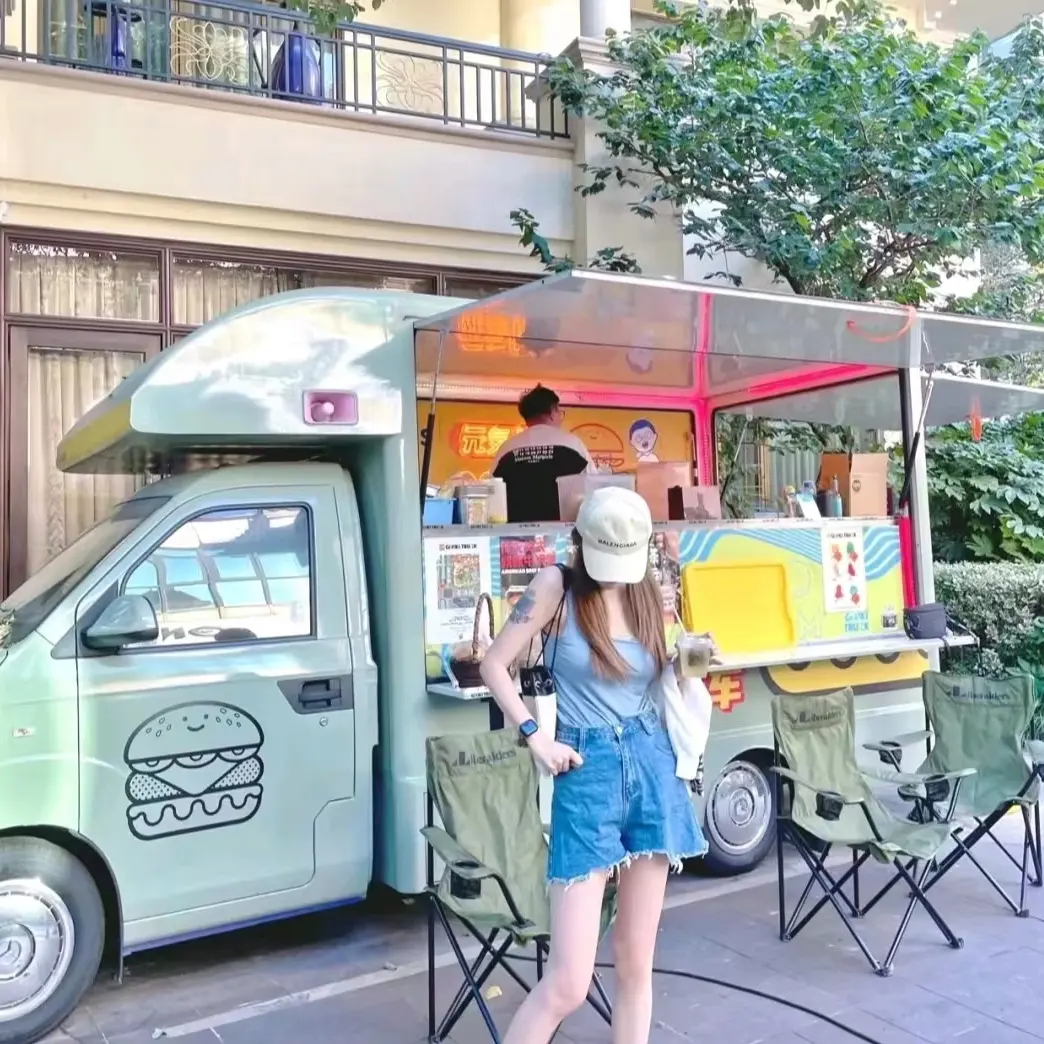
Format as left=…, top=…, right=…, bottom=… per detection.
left=773, top=688, right=974, bottom=978
left=422, top=730, right=614, bottom=1044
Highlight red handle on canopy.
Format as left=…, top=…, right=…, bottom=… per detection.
left=845, top=306, right=916, bottom=344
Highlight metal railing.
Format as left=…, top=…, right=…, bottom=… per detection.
left=2, top=0, right=570, bottom=138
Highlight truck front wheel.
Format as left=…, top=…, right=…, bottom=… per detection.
left=0, top=837, right=104, bottom=1044
left=700, top=756, right=777, bottom=876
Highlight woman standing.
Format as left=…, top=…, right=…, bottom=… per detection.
left=479, top=487, right=707, bottom=1044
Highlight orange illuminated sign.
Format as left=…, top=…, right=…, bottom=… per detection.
left=451, top=422, right=524, bottom=460
left=457, top=312, right=527, bottom=355
left=708, top=673, right=745, bottom=712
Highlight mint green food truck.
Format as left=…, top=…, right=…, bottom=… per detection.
left=2, top=273, right=1041, bottom=1041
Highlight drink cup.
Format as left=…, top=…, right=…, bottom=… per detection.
left=677, top=632, right=714, bottom=678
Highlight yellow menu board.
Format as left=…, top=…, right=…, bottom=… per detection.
left=420, top=400, right=694, bottom=488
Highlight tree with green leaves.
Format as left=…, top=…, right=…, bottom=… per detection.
left=285, top=0, right=384, bottom=36
left=513, top=0, right=1044, bottom=305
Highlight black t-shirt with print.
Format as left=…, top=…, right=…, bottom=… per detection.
left=493, top=442, right=590, bottom=522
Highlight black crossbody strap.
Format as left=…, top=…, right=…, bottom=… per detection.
left=540, top=564, right=571, bottom=675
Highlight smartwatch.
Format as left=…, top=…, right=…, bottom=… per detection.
left=519, top=718, right=539, bottom=742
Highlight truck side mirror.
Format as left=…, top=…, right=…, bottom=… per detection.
left=82, top=595, right=159, bottom=651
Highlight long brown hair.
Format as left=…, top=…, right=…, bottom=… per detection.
left=569, top=532, right=668, bottom=681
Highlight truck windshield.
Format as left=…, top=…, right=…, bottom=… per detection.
left=0, top=495, right=170, bottom=648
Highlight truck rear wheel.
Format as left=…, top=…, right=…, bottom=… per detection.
left=0, top=837, right=104, bottom=1044
left=700, top=756, right=777, bottom=876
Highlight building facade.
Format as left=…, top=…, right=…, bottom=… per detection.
left=0, top=0, right=1026, bottom=594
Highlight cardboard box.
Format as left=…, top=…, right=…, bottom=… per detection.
left=818, top=453, right=888, bottom=517
left=637, top=461, right=693, bottom=521
left=668, top=484, right=722, bottom=521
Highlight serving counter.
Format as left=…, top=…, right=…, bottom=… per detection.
left=421, top=515, right=963, bottom=726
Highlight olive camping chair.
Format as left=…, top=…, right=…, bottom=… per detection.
left=866, top=671, right=1044, bottom=918
left=423, top=729, right=614, bottom=1044
left=772, top=687, right=975, bottom=978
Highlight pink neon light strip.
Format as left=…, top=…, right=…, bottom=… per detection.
left=694, top=295, right=714, bottom=483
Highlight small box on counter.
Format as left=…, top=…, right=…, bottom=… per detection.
left=637, top=462, right=694, bottom=521
left=668, top=484, right=722, bottom=521
left=454, top=479, right=508, bottom=525
left=557, top=473, right=636, bottom=522
left=818, top=453, right=888, bottom=517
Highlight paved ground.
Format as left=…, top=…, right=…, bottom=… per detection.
left=42, top=814, right=1044, bottom=1044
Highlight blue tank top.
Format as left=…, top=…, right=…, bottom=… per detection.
left=545, top=594, right=658, bottom=728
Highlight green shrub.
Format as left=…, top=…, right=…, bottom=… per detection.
left=934, top=561, right=1044, bottom=662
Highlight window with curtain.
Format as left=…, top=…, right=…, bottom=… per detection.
left=7, top=242, right=161, bottom=319
left=26, top=348, right=145, bottom=575
left=171, top=257, right=436, bottom=326
left=444, top=276, right=529, bottom=300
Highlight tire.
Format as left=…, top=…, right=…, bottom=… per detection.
left=0, top=837, right=105, bottom=1044
left=699, top=756, right=777, bottom=876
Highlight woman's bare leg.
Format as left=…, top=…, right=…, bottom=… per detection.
left=611, top=856, right=671, bottom=1044
left=503, top=872, right=607, bottom=1044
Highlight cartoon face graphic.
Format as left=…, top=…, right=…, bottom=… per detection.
left=629, top=419, right=660, bottom=462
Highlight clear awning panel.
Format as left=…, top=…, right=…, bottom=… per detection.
left=415, top=271, right=1044, bottom=403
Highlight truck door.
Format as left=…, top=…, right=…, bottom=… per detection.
left=74, top=485, right=356, bottom=924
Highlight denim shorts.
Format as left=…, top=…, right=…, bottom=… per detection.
left=548, top=709, right=709, bottom=886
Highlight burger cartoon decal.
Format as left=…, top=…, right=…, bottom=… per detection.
left=123, top=701, right=265, bottom=841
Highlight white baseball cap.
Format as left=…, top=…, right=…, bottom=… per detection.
left=576, top=486, right=653, bottom=584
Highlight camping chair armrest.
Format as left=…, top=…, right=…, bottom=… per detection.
left=771, top=766, right=865, bottom=823
left=863, top=766, right=976, bottom=790
left=421, top=826, right=493, bottom=880
left=420, top=826, right=531, bottom=927
left=862, top=731, right=933, bottom=770
left=863, top=765, right=975, bottom=819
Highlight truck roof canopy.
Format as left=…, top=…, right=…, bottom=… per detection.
left=57, top=274, right=1044, bottom=476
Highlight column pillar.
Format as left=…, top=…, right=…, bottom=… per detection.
left=501, top=0, right=579, bottom=54
left=501, top=0, right=579, bottom=126
left=579, top=0, right=631, bottom=37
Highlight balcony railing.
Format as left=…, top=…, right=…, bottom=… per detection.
left=1, top=0, right=570, bottom=139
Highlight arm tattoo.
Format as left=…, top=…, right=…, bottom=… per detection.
left=508, top=589, right=537, bottom=626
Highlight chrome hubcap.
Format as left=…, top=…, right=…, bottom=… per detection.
left=0, top=879, right=75, bottom=1023
left=707, top=761, right=772, bottom=856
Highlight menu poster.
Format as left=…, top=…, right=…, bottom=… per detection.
left=500, top=536, right=559, bottom=614
left=821, top=526, right=867, bottom=614
left=423, top=537, right=494, bottom=645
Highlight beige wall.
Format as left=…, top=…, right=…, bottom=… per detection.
left=362, top=0, right=501, bottom=44
left=0, top=63, right=573, bottom=273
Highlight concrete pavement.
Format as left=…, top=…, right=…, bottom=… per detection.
left=44, top=815, right=1044, bottom=1044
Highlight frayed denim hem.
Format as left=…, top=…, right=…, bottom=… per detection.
left=547, top=843, right=709, bottom=891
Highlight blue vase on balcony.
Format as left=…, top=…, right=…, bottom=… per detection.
left=270, top=25, right=322, bottom=102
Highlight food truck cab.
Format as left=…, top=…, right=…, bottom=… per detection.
left=2, top=273, right=1044, bottom=1043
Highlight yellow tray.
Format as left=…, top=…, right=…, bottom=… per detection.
left=680, top=560, right=796, bottom=655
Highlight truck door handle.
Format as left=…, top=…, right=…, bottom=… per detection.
left=278, top=676, right=353, bottom=714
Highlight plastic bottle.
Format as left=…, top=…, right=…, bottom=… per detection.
left=828, top=475, right=844, bottom=517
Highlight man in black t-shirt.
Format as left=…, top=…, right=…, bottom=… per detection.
left=491, top=385, right=594, bottom=523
